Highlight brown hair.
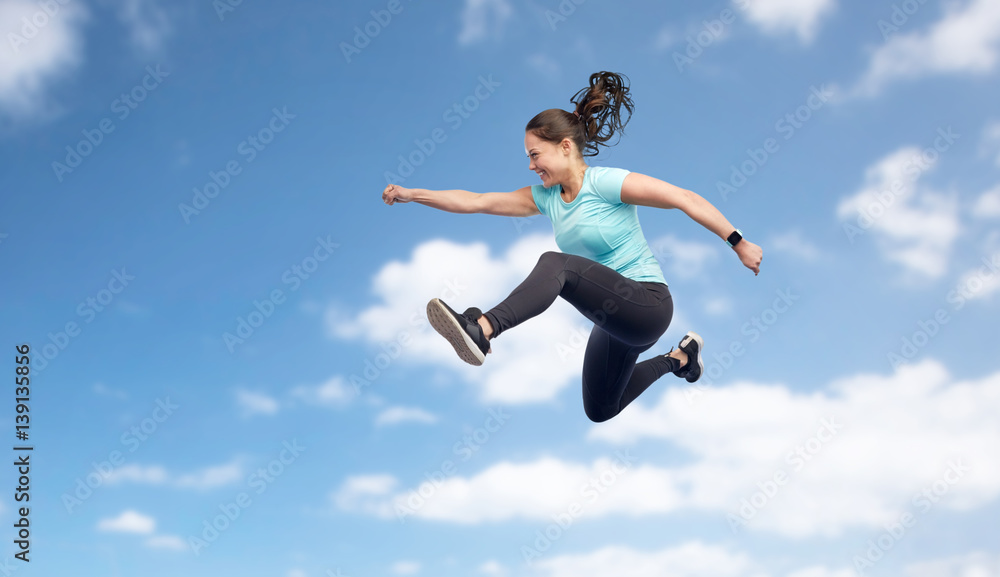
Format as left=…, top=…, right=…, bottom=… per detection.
left=525, top=71, right=635, bottom=158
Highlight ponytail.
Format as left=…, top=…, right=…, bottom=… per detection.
left=525, top=71, right=635, bottom=158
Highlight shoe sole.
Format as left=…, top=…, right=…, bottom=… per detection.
left=679, top=331, right=704, bottom=383
left=426, top=298, right=486, bottom=366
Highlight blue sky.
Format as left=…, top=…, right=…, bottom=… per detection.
left=1, top=0, right=1000, bottom=575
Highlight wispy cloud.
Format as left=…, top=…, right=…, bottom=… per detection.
left=145, top=534, right=187, bottom=551
left=738, top=0, right=837, bottom=44
left=235, top=388, right=280, bottom=417
left=112, top=0, right=171, bottom=55
left=837, top=145, right=959, bottom=279
left=457, top=0, right=512, bottom=46
left=375, top=406, right=438, bottom=427
left=767, top=230, right=821, bottom=261
left=107, top=460, right=243, bottom=490
left=852, top=0, right=1000, bottom=97
left=0, top=0, right=88, bottom=119
left=97, top=510, right=156, bottom=534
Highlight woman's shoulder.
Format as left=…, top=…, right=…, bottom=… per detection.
left=587, top=165, right=631, bottom=203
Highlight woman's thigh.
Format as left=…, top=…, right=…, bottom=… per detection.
left=559, top=254, right=672, bottom=346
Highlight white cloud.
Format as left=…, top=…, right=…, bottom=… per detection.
left=531, top=542, right=762, bottom=577
left=332, top=474, right=399, bottom=518
left=93, top=382, right=128, bottom=399
left=854, top=0, right=1000, bottom=97
left=375, top=406, right=437, bottom=427
left=974, top=184, right=1000, bottom=218
left=326, top=234, right=589, bottom=404
left=337, top=360, right=1000, bottom=537
left=291, top=375, right=354, bottom=408
left=0, top=0, right=88, bottom=118
left=458, top=0, right=512, bottom=46
left=391, top=561, right=421, bottom=575
left=236, top=389, right=280, bottom=416
left=174, top=459, right=243, bottom=490
left=982, top=121, right=1000, bottom=166
left=702, top=297, right=733, bottom=316
left=785, top=569, right=855, bottom=577
left=478, top=560, right=506, bottom=575
left=951, top=255, right=1000, bottom=303
left=737, top=0, right=836, bottom=44
left=107, top=460, right=242, bottom=490
left=145, top=534, right=187, bottom=551
left=647, top=234, right=720, bottom=281
left=526, top=53, right=560, bottom=78
left=767, top=230, right=820, bottom=261
left=905, top=551, right=1000, bottom=577
left=590, top=359, right=1000, bottom=537
left=97, top=510, right=155, bottom=534
left=333, top=453, right=679, bottom=524
left=837, top=146, right=960, bottom=278
left=113, top=0, right=171, bottom=55
left=652, top=25, right=679, bottom=52
left=107, top=464, right=169, bottom=485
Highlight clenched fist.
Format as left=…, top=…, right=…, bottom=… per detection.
left=382, top=184, right=414, bottom=205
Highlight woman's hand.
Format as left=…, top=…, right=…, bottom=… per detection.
left=382, top=183, right=414, bottom=205
left=735, top=240, right=762, bottom=275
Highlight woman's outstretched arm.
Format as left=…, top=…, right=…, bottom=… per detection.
left=382, top=184, right=478, bottom=213
left=382, top=184, right=540, bottom=217
left=620, top=172, right=763, bottom=275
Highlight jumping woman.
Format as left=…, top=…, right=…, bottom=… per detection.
left=380, top=71, right=763, bottom=423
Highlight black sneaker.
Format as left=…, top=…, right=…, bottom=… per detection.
left=672, top=331, right=704, bottom=383
left=426, top=298, right=492, bottom=366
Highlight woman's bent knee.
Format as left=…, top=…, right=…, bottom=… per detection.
left=583, top=401, right=616, bottom=423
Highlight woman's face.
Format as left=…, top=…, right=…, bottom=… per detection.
left=524, top=131, right=570, bottom=188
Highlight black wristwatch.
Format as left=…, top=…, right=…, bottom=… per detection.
left=726, top=229, right=743, bottom=248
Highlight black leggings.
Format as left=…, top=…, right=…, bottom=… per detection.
left=482, top=251, right=679, bottom=423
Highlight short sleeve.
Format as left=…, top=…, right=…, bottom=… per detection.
left=531, top=184, right=549, bottom=217
left=590, top=166, right=630, bottom=205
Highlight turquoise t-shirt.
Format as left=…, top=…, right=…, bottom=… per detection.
left=531, top=165, right=668, bottom=285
